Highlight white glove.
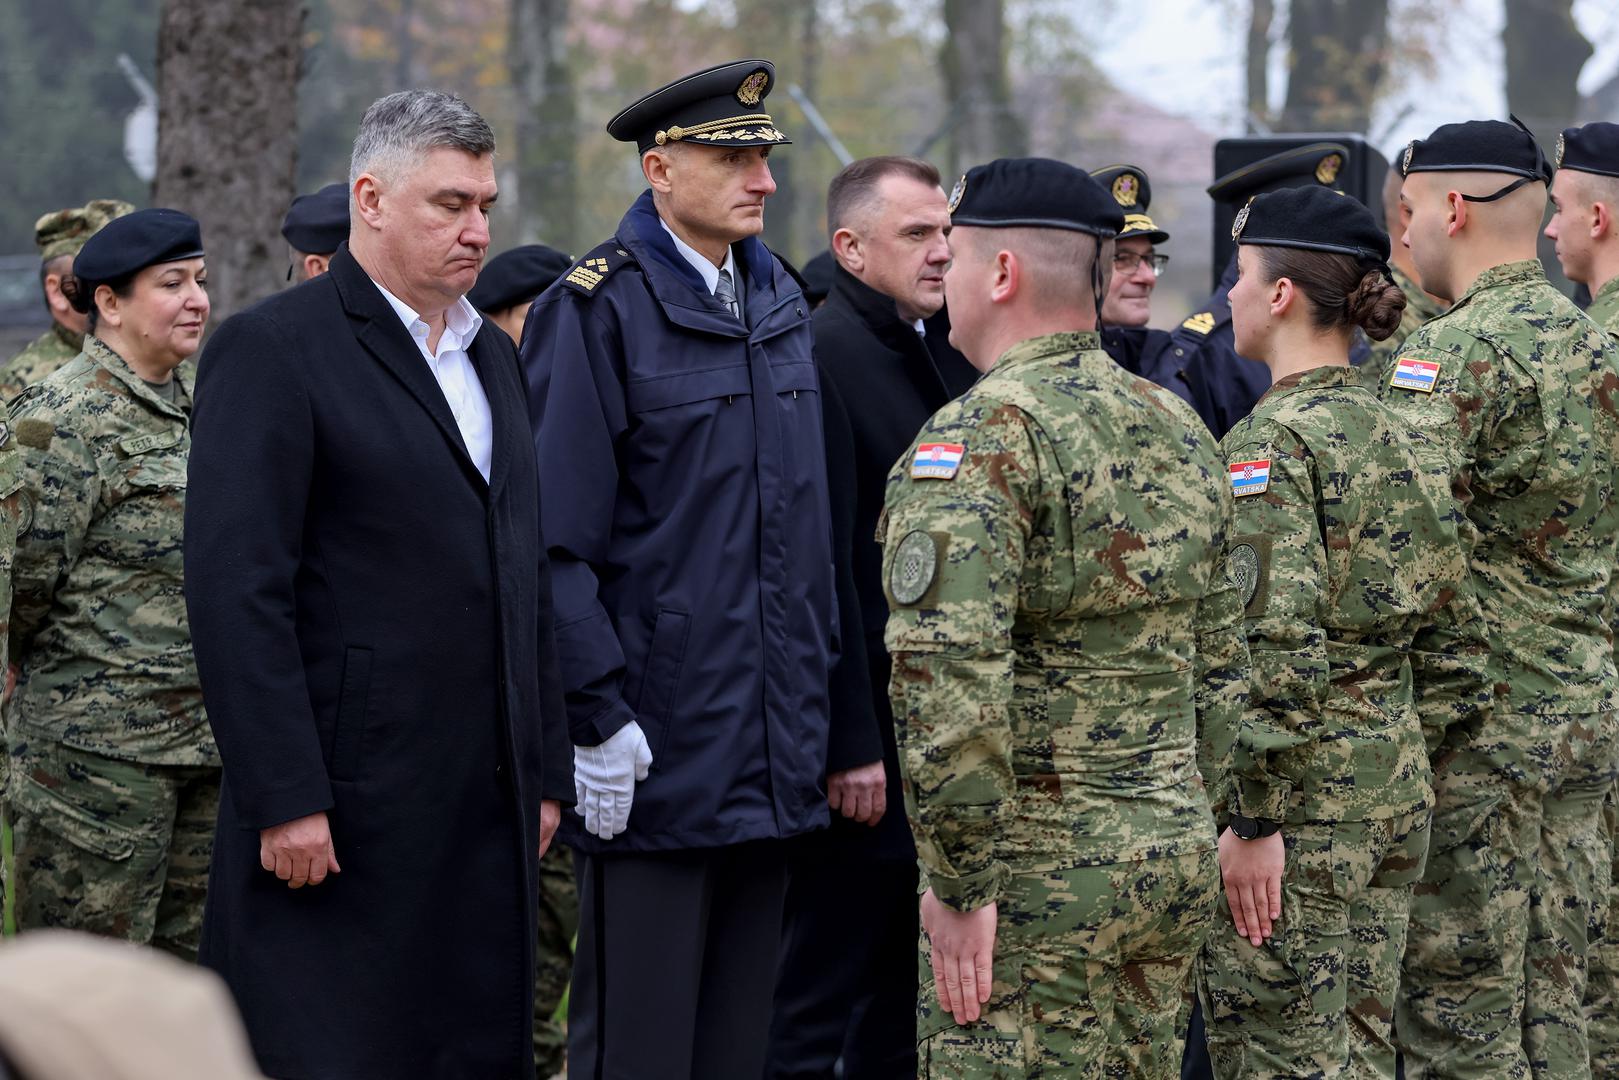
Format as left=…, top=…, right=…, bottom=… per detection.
left=573, top=721, right=653, bottom=840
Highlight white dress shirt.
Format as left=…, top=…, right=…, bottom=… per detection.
left=660, top=217, right=742, bottom=318
left=374, top=282, right=494, bottom=483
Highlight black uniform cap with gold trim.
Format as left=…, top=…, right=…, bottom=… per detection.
left=1207, top=142, right=1351, bottom=205
left=949, top=157, right=1124, bottom=238
left=1090, top=164, right=1169, bottom=244
left=1554, top=121, right=1619, bottom=179
left=607, top=59, right=791, bottom=154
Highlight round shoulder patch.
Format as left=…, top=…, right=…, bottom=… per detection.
left=890, top=530, right=938, bottom=606
left=1229, top=543, right=1260, bottom=607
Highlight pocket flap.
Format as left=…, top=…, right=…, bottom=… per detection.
left=626, top=365, right=752, bottom=412
left=12, top=773, right=138, bottom=861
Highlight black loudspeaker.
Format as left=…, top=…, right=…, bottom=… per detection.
left=1210, top=134, right=1391, bottom=291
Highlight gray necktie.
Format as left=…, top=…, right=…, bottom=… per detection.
left=716, top=268, right=740, bottom=322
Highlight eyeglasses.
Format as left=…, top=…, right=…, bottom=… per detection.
left=1113, top=252, right=1169, bottom=275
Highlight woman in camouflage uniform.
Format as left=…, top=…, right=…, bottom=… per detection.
left=1196, top=186, right=1488, bottom=1078
left=5, top=209, right=218, bottom=960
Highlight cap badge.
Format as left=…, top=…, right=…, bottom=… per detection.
left=947, top=174, right=967, bottom=214
left=1556, top=132, right=1566, bottom=169
left=1231, top=199, right=1252, bottom=241
left=1315, top=153, right=1343, bottom=185
left=1111, top=173, right=1138, bottom=207
left=736, top=70, right=769, bottom=106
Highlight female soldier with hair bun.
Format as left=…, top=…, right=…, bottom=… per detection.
left=1196, top=185, right=1489, bottom=1078
left=5, top=207, right=219, bottom=959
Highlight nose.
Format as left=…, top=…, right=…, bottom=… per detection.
left=749, top=158, right=777, bottom=196
left=1132, top=260, right=1157, bottom=282
left=186, top=279, right=211, bottom=316
left=464, top=209, right=491, bottom=250
left=929, top=235, right=952, bottom=267
left=1544, top=216, right=1557, bottom=241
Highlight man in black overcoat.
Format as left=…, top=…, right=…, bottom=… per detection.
left=183, top=90, right=571, bottom=1080
left=765, top=155, right=978, bottom=1080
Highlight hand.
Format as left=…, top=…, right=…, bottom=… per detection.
left=572, top=721, right=653, bottom=840
left=259, top=811, right=341, bottom=889
left=538, top=799, right=561, bottom=859
left=1218, top=826, right=1284, bottom=947
left=921, top=888, right=997, bottom=1025
left=827, top=760, right=887, bottom=826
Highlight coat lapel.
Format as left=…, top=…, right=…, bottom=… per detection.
left=466, top=325, right=519, bottom=502
left=329, top=247, right=487, bottom=492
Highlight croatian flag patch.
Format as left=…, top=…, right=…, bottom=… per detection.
left=1229, top=459, right=1270, bottom=497
left=1390, top=356, right=1441, bottom=393
left=912, top=442, right=966, bottom=480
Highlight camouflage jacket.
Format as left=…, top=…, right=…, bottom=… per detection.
left=0, top=322, right=82, bottom=405
left=1376, top=260, right=1619, bottom=729
left=1588, top=275, right=1619, bottom=335
left=1364, top=265, right=1446, bottom=392
left=880, top=331, right=1250, bottom=912
left=1220, top=365, right=1489, bottom=823
left=9, top=336, right=212, bottom=765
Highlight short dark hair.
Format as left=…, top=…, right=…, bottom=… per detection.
left=826, top=156, right=942, bottom=235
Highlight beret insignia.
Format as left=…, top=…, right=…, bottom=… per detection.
left=1231, top=200, right=1252, bottom=240
left=1111, top=173, right=1138, bottom=207
left=736, top=70, right=768, bottom=106
left=1315, top=153, right=1342, bottom=185
left=1556, top=132, right=1566, bottom=169
left=1402, top=140, right=1415, bottom=175
left=947, top=174, right=966, bottom=213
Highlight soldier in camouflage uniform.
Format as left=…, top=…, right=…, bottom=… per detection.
left=0, top=200, right=135, bottom=404
left=879, top=158, right=1250, bottom=1078
left=6, top=209, right=218, bottom=960
left=1364, top=167, right=1446, bottom=391
left=1195, top=186, right=1489, bottom=1079
left=1545, top=120, right=1619, bottom=1078
left=1378, top=120, right=1619, bottom=1079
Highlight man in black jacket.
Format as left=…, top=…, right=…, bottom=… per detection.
left=766, top=155, right=978, bottom=1080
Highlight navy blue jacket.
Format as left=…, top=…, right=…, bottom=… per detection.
left=520, top=191, right=835, bottom=854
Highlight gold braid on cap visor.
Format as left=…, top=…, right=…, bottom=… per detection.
left=655, top=114, right=782, bottom=145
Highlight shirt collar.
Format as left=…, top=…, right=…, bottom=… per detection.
left=372, top=280, right=483, bottom=354
left=658, top=217, right=737, bottom=296
left=912, top=318, right=926, bottom=336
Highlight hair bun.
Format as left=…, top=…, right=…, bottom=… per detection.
left=1346, top=268, right=1406, bottom=341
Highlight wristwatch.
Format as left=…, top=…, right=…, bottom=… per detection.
left=1229, top=814, right=1281, bottom=840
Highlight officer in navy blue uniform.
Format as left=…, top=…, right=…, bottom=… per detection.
left=1168, top=143, right=1367, bottom=437
left=1091, top=164, right=1184, bottom=391
left=518, top=58, right=836, bottom=1080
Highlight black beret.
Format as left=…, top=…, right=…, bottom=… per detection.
left=1233, top=185, right=1390, bottom=265
left=1556, top=122, right=1619, bottom=179
left=947, top=158, right=1124, bottom=238
left=281, top=182, right=349, bottom=255
left=73, top=207, right=203, bottom=284
left=800, top=250, right=835, bottom=305
left=1090, top=163, right=1169, bottom=244
left=468, top=244, right=573, bottom=313
left=1207, top=143, right=1350, bottom=204
left=607, top=59, right=791, bottom=154
left=1400, top=117, right=1551, bottom=182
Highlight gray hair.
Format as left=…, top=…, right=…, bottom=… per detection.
left=349, top=90, right=496, bottom=186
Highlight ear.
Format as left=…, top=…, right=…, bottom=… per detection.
left=1592, top=201, right=1612, bottom=240
left=303, top=253, right=330, bottom=279
left=831, top=227, right=863, bottom=274
left=1446, top=189, right=1468, bottom=236
left=353, top=175, right=385, bottom=230
left=94, top=283, right=122, bottom=329
left=42, top=271, right=71, bottom=315
left=1269, top=276, right=1295, bottom=318
left=643, top=149, right=675, bottom=194
left=990, top=249, right=1018, bottom=304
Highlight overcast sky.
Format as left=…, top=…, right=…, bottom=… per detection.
left=1084, top=0, right=1619, bottom=159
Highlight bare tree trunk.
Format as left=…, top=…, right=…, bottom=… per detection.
left=1504, top=0, right=1591, bottom=140
left=1278, top=0, right=1390, bottom=132
left=1246, top=0, right=1274, bottom=130
left=940, top=0, right=1026, bottom=175
left=510, top=0, right=578, bottom=252
left=155, top=0, right=302, bottom=325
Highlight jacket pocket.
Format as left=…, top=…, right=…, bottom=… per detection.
left=12, top=771, right=138, bottom=861
left=329, top=646, right=373, bottom=781
left=632, top=608, right=691, bottom=767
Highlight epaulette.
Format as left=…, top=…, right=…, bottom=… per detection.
left=1180, top=311, right=1216, bottom=336
left=560, top=241, right=636, bottom=297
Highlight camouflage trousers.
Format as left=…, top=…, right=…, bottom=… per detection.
left=7, top=734, right=219, bottom=960
left=1197, top=810, right=1430, bottom=1079
left=534, top=840, right=578, bottom=1079
left=916, top=849, right=1218, bottom=1079
left=1581, top=780, right=1619, bottom=1076
left=1398, top=712, right=1619, bottom=1080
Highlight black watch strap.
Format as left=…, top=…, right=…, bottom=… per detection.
left=1230, top=813, right=1282, bottom=840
